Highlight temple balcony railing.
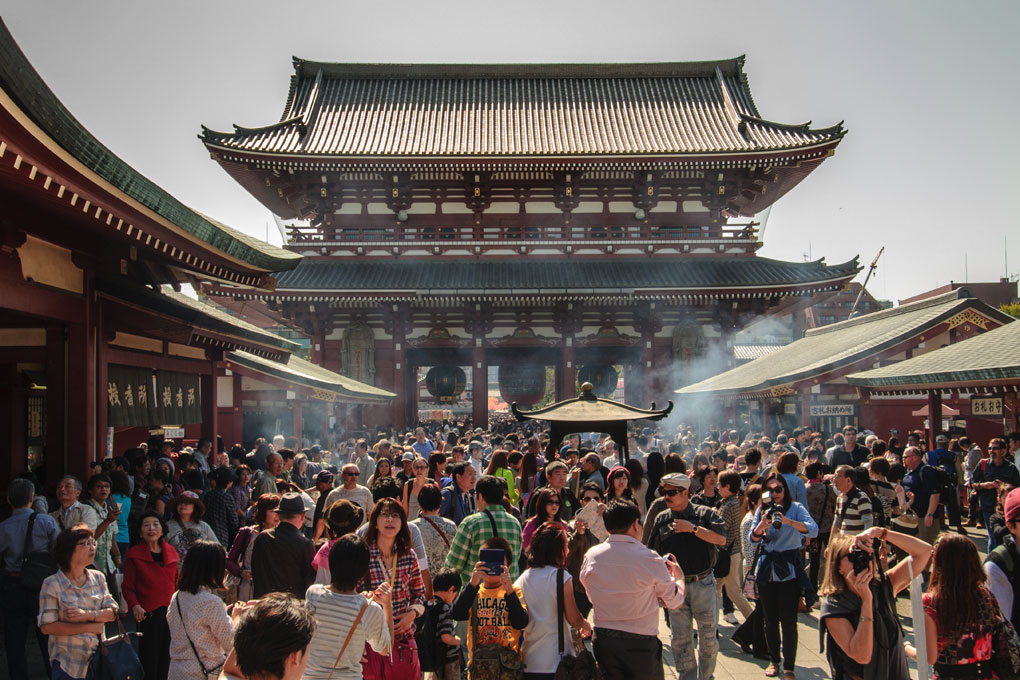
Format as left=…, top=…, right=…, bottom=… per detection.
left=287, top=222, right=759, bottom=246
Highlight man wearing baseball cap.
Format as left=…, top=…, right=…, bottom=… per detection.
left=985, top=487, right=1020, bottom=630
left=647, top=473, right=727, bottom=680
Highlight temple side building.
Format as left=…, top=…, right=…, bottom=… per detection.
left=200, top=57, right=859, bottom=427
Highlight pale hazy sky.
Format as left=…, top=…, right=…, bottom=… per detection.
left=5, top=1, right=1019, bottom=302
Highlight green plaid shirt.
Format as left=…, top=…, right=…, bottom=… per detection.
left=443, top=506, right=522, bottom=585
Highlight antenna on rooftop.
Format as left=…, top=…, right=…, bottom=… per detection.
left=849, top=247, right=884, bottom=319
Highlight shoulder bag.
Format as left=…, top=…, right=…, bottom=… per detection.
left=742, top=541, right=763, bottom=601
left=484, top=509, right=499, bottom=537
left=553, top=568, right=602, bottom=680
left=468, top=595, right=522, bottom=680
left=18, top=512, right=58, bottom=590
left=89, top=616, right=144, bottom=680
left=420, top=514, right=451, bottom=550
left=176, top=594, right=226, bottom=678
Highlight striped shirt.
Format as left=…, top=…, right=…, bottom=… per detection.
left=717, top=496, right=743, bottom=552
left=303, top=585, right=389, bottom=680
left=832, top=490, right=873, bottom=536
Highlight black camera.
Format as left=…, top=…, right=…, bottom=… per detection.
left=760, top=492, right=783, bottom=529
left=849, top=546, right=872, bottom=575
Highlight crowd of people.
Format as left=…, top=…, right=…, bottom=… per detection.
left=3, top=423, right=1020, bottom=680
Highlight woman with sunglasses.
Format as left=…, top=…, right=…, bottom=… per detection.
left=401, top=456, right=432, bottom=520
left=568, top=483, right=605, bottom=617
left=522, top=488, right=569, bottom=554
left=819, top=526, right=931, bottom=680
left=748, top=473, right=818, bottom=679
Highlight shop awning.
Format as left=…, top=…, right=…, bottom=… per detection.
left=96, top=275, right=300, bottom=359
left=225, top=350, right=395, bottom=405
left=910, top=404, right=961, bottom=418
left=675, top=289, right=1013, bottom=399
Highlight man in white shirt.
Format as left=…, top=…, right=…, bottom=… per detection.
left=581, top=499, right=685, bottom=680
left=323, top=464, right=374, bottom=519
left=466, top=441, right=485, bottom=479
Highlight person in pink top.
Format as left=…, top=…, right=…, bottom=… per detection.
left=580, top=499, right=685, bottom=680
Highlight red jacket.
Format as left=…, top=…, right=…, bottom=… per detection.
left=123, top=540, right=178, bottom=611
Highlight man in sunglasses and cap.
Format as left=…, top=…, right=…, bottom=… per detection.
left=322, top=464, right=374, bottom=520
left=647, top=473, right=727, bottom=680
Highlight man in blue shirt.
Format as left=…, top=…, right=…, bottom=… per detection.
left=902, top=446, right=942, bottom=546
left=0, top=478, right=59, bottom=679
left=412, top=427, right=436, bottom=458
left=973, top=438, right=1020, bottom=552
left=926, top=434, right=966, bottom=535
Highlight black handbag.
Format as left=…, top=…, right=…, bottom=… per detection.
left=553, top=568, right=603, bottom=680
left=18, top=513, right=58, bottom=591
left=89, top=617, right=145, bottom=680
left=713, top=544, right=732, bottom=579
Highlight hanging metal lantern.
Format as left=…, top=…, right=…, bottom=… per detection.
left=498, top=364, right=546, bottom=406
left=576, top=365, right=618, bottom=397
left=425, top=366, right=467, bottom=403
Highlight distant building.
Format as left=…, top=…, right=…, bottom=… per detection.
left=900, top=278, right=1017, bottom=310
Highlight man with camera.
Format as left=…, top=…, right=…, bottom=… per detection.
left=647, top=473, right=727, bottom=680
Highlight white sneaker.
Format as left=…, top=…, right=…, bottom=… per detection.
left=723, top=613, right=739, bottom=625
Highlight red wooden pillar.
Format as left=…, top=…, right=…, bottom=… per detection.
left=231, top=371, right=243, bottom=447
left=391, top=305, right=407, bottom=428
left=95, top=303, right=109, bottom=461
left=472, top=342, right=487, bottom=427
left=292, top=400, right=303, bottom=444
left=801, top=390, right=812, bottom=428
left=200, top=359, right=219, bottom=447
left=557, top=341, right=575, bottom=401
left=640, top=331, right=654, bottom=406
left=66, top=271, right=96, bottom=481
left=46, top=326, right=66, bottom=480
left=762, top=400, right=774, bottom=439
left=928, top=391, right=942, bottom=451
left=311, top=332, right=325, bottom=364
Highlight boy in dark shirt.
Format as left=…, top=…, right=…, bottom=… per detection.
left=427, top=570, right=463, bottom=680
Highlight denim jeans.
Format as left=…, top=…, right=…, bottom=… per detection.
left=667, top=574, right=718, bottom=680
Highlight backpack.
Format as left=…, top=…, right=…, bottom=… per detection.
left=414, top=600, right=448, bottom=672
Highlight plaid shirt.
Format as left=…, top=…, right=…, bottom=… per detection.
left=38, top=568, right=117, bottom=679
left=443, top=507, right=522, bottom=585
left=358, top=542, right=425, bottom=641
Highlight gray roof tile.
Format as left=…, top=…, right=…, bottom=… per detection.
left=202, top=58, right=844, bottom=158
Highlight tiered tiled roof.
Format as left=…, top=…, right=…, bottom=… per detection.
left=676, top=290, right=1014, bottom=398
left=201, top=58, right=844, bottom=158
left=847, top=318, right=1020, bottom=392
left=266, top=256, right=860, bottom=297
left=0, top=20, right=299, bottom=276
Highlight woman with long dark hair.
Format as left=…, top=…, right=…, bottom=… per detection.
left=358, top=498, right=426, bottom=679
left=645, top=451, right=665, bottom=510
left=515, top=523, right=593, bottom=678
left=605, top=466, right=632, bottom=503
left=367, top=457, right=394, bottom=490
left=226, top=493, right=280, bottom=601
left=485, top=450, right=519, bottom=504
left=522, top=488, right=569, bottom=553
left=918, top=533, right=1020, bottom=678
left=518, top=451, right=539, bottom=507
left=624, top=458, right=648, bottom=517
left=311, top=499, right=365, bottom=585
left=692, top=467, right=721, bottom=509
left=427, top=452, right=447, bottom=487
left=748, top=473, right=818, bottom=679
left=168, top=541, right=233, bottom=679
